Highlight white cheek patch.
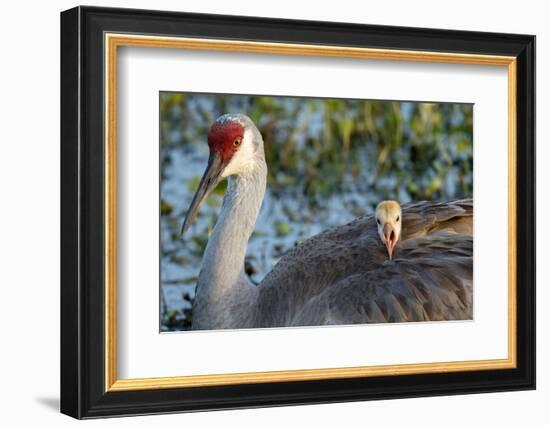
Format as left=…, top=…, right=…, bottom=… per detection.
left=222, top=129, right=256, bottom=177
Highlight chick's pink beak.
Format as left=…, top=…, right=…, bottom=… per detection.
left=383, top=223, right=398, bottom=260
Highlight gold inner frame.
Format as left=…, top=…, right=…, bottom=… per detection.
left=104, top=33, right=517, bottom=392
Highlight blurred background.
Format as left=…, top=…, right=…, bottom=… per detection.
left=160, top=92, right=473, bottom=331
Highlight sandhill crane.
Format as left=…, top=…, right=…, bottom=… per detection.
left=180, top=114, right=473, bottom=330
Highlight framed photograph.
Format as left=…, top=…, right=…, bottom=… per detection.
left=60, top=6, right=535, bottom=419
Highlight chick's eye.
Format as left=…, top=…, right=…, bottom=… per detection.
left=233, top=137, right=242, bottom=147
left=376, top=218, right=381, bottom=225
left=396, top=216, right=400, bottom=222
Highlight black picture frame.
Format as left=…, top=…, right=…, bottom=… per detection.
left=60, top=5, right=535, bottom=419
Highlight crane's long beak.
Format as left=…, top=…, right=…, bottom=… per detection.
left=180, top=152, right=225, bottom=237
left=383, top=223, right=398, bottom=260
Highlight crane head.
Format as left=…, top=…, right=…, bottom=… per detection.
left=180, top=114, right=265, bottom=237
left=375, top=200, right=402, bottom=260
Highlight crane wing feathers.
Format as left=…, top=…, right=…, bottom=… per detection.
left=402, top=198, right=472, bottom=238
left=256, top=198, right=473, bottom=327
left=296, top=234, right=473, bottom=326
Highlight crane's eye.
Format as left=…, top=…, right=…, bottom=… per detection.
left=376, top=218, right=381, bottom=225
left=396, top=216, right=400, bottom=222
left=233, top=137, right=242, bottom=148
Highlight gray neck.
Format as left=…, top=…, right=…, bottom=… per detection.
left=192, top=161, right=267, bottom=330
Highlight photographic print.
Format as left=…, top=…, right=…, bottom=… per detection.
left=61, top=8, right=535, bottom=417
left=160, top=93, right=473, bottom=332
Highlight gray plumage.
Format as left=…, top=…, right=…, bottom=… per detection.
left=183, top=114, right=473, bottom=330
left=250, top=199, right=473, bottom=328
